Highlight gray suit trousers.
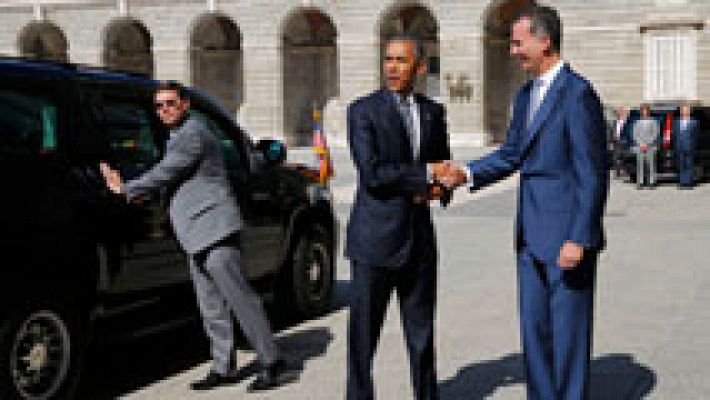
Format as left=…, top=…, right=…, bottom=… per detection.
left=636, top=150, right=656, bottom=186
left=189, top=242, right=279, bottom=374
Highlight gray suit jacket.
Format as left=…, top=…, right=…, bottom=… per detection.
left=632, top=118, right=660, bottom=153
left=125, top=115, right=243, bottom=255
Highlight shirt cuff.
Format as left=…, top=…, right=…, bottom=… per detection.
left=464, top=166, right=475, bottom=189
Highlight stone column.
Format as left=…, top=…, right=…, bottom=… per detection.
left=240, top=34, right=283, bottom=140
left=331, top=28, right=379, bottom=146
left=439, top=25, right=487, bottom=147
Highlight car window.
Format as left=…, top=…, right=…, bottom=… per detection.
left=102, top=101, right=161, bottom=180
left=0, top=89, right=59, bottom=158
left=190, top=109, right=247, bottom=172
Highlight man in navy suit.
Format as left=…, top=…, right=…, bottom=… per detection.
left=673, top=104, right=698, bottom=189
left=438, top=5, right=608, bottom=399
left=345, top=35, right=451, bottom=400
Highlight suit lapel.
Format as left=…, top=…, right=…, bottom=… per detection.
left=415, top=94, right=431, bottom=160
left=521, top=65, right=571, bottom=152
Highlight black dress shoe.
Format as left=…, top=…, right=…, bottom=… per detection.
left=247, top=359, right=299, bottom=392
left=190, top=370, right=248, bottom=391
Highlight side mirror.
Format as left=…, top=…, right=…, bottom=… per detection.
left=255, top=139, right=286, bottom=167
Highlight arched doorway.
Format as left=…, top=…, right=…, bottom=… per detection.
left=484, top=0, right=533, bottom=143
left=103, top=18, right=153, bottom=76
left=379, top=4, right=440, bottom=98
left=281, top=8, right=338, bottom=146
left=18, top=21, right=68, bottom=63
left=190, top=14, right=243, bottom=115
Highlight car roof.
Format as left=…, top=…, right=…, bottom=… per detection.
left=0, top=57, right=157, bottom=86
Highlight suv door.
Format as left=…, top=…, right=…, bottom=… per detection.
left=83, top=82, right=189, bottom=297
left=0, top=71, right=79, bottom=294
left=189, top=102, right=283, bottom=280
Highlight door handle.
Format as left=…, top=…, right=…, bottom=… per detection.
left=251, top=192, right=270, bottom=201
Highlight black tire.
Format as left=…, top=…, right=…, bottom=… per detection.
left=0, top=301, right=87, bottom=400
left=279, top=224, right=334, bottom=319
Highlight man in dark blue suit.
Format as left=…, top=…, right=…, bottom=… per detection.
left=438, top=5, right=608, bottom=399
left=673, top=104, right=698, bottom=189
left=345, top=35, right=451, bottom=400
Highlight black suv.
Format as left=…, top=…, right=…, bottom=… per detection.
left=620, top=105, right=710, bottom=183
left=0, top=58, right=336, bottom=399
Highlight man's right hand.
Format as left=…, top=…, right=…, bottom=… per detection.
left=99, top=161, right=124, bottom=195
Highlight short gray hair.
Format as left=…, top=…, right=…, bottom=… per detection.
left=384, top=34, right=426, bottom=63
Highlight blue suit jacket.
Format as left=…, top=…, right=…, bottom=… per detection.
left=673, top=118, right=698, bottom=154
left=467, top=64, right=609, bottom=264
left=346, top=89, right=451, bottom=268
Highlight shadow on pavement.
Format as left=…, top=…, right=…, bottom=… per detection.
left=84, top=321, right=208, bottom=400
left=439, top=353, right=656, bottom=399
left=85, top=313, right=337, bottom=399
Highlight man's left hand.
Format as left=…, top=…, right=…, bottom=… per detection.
left=558, top=241, right=584, bottom=269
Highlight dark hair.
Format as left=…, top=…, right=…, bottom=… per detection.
left=155, top=80, right=187, bottom=99
left=513, top=5, right=562, bottom=53
left=384, top=34, right=426, bottom=63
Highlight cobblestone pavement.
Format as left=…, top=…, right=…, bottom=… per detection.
left=99, top=148, right=709, bottom=399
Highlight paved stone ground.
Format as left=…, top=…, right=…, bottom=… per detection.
left=99, top=147, right=709, bottom=399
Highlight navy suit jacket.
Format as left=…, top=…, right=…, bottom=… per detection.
left=673, top=118, right=698, bottom=154
left=346, top=89, right=451, bottom=268
left=467, top=64, right=609, bottom=265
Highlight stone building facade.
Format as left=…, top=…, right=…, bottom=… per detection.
left=1, top=0, right=708, bottom=146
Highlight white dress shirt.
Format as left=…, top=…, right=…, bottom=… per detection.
left=528, top=59, right=565, bottom=127
left=615, top=118, right=625, bottom=140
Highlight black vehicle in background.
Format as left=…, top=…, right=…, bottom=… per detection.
left=620, top=104, right=710, bottom=183
left=0, top=58, right=336, bottom=399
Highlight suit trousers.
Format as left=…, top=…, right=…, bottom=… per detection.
left=517, top=247, right=597, bottom=400
left=611, top=140, right=624, bottom=177
left=347, top=246, right=438, bottom=400
left=676, top=150, right=694, bottom=186
left=189, top=236, right=279, bottom=374
left=636, top=150, right=656, bottom=186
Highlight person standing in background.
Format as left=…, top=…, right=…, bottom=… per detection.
left=608, top=106, right=628, bottom=178
left=673, top=104, right=698, bottom=189
left=632, top=104, right=660, bottom=189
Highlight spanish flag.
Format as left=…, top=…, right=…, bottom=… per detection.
left=312, top=109, right=334, bottom=184
left=663, top=112, right=673, bottom=150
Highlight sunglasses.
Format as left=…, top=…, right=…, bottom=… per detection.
left=155, top=99, right=179, bottom=109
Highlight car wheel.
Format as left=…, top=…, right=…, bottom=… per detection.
left=280, top=224, right=334, bottom=319
left=0, top=302, right=86, bottom=400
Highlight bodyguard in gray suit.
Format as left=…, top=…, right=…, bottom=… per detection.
left=632, top=104, right=660, bottom=189
left=99, top=81, right=296, bottom=392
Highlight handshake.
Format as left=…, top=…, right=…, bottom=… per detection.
left=415, top=161, right=469, bottom=204
left=430, top=161, right=468, bottom=190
